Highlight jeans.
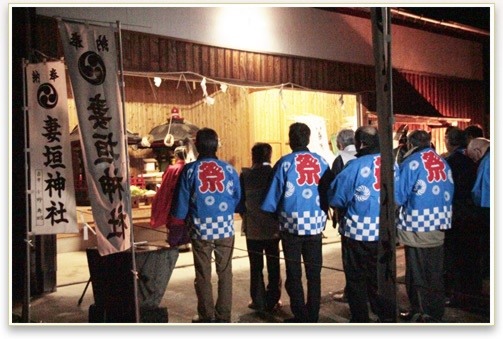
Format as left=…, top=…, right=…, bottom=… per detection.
left=280, top=231, right=322, bottom=322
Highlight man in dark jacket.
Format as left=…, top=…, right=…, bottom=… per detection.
left=239, top=143, right=282, bottom=313
left=443, top=128, right=480, bottom=305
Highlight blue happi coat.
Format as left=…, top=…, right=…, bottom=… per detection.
left=329, top=153, right=398, bottom=242
left=261, top=151, right=329, bottom=235
left=472, top=151, right=490, bottom=208
left=395, top=147, right=454, bottom=232
left=172, top=158, right=241, bottom=240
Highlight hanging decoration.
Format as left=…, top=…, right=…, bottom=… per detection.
left=279, top=84, right=287, bottom=111
left=200, top=77, right=215, bottom=105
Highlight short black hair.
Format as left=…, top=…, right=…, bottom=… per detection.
left=251, top=143, right=272, bottom=164
left=289, top=122, right=311, bottom=149
left=355, top=125, right=379, bottom=149
left=464, top=124, right=484, bottom=139
left=408, top=130, right=431, bottom=148
left=195, top=128, right=219, bottom=155
left=445, top=127, right=468, bottom=148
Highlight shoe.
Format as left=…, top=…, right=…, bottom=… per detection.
left=265, top=300, right=282, bottom=312
left=331, top=291, right=348, bottom=302
left=399, top=311, right=414, bottom=321
left=192, top=315, right=215, bottom=323
left=284, top=317, right=302, bottom=323
left=178, top=244, right=191, bottom=252
left=444, top=297, right=457, bottom=307
left=248, top=301, right=264, bottom=311
left=214, top=318, right=231, bottom=323
left=415, top=314, right=436, bottom=323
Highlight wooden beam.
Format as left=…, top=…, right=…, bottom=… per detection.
left=371, top=7, right=397, bottom=323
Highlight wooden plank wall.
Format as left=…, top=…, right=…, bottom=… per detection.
left=249, top=89, right=358, bottom=165
left=400, top=71, right=487, bottom=132
left=66, top=75, right=251, bottom=172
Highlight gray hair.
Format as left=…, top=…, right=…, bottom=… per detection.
left=336, top=129, right=355, bottom=148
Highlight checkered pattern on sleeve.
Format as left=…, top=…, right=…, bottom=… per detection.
left=343, top=214, right=380, bottom=241
left=193, top=214, right=235, bottom=240
left=397, top=205, right=452, bottom=232
left=279, top=210, right=327, bottom=235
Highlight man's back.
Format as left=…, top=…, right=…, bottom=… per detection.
left=396, top=147, right=454, bottom=232
left=262, top=150, right=329, bottom=236
left=330, top=152, right=385, bottom=242
left=173, top=157, right=241, bottom=240
left=241, top=165, right=279, bottom=240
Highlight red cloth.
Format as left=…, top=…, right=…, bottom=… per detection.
left=150, top=160, right=185, bottom=229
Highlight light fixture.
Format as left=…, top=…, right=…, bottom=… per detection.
left=154, top=77, right=162, bottom=87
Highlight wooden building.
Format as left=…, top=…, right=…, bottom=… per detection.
left=30, top=9, right=489, bottom=174
left=11, top=7, right=491, bottom=296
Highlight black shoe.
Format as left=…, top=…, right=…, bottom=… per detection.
left=399, top=311, right=414, bottom=321
left=284, top=317, right=302, bottom=323
left=265, top=300, right=282, bottom=312
left=192, top=315, right=214, bottom=323
left=444, top=297, right=457, bottom=307
left=248, top=301, right=264, bottom=311
left=214, top=318, right=230, bottom=323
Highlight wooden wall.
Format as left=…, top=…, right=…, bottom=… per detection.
left=248, top=89, right=358, bottom=166
left=66, top=75, right=251, bottom=172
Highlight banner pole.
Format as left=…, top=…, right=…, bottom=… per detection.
left=21, top=58, right=31, bottom=323
left=116, top=20, right=140, bottom=323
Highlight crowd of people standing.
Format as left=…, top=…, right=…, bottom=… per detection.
left=150, top=122, right=490, bottom=324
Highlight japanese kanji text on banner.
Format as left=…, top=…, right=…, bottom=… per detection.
left=58, top=20, right=131, bottom=255
left=26, top=61, right=78, bottom=235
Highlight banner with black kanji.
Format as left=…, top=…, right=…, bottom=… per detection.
left=58, top=20, right=131, bottom=255
left=26, top=61, right=78, bottom=235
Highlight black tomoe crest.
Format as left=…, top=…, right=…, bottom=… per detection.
left=37, top=83, right=58, bottom=109
left=78, top=51, right=106, bottom=85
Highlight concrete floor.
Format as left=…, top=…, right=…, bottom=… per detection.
left=11, top=220, right=492, bottom=325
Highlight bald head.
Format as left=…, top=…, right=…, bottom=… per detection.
left=467, top=138, right=490, bottom=162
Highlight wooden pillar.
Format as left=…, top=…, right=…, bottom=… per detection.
left=370, top=7, right=397, bottom=323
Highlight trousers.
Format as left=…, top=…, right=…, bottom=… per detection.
left=246, top=238, right=282, bottom=310
left=404, top=245, right=445, bottom=321
left=191, top=236, right=234, bottom=322
left=280, top=231, right=322, bottom=322
left=342, top=236, right=379, bottom=323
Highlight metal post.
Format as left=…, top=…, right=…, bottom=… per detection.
left=21, top=58, right=31, bottom=323
left=370, top=7, right=397, bottom=322
left=116, top=20, right=140, bottom=323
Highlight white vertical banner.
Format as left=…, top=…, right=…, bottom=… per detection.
left=294, top=114, right=336, bottom=166
left=58, top=20, right=131, bottom=255
left=26, top=61, right=78, bottom=235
